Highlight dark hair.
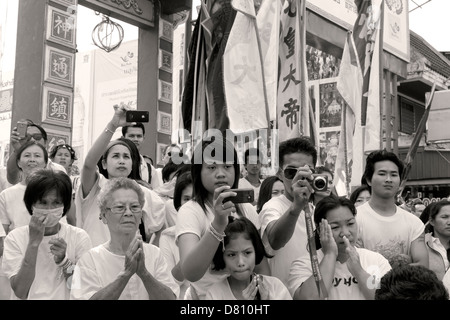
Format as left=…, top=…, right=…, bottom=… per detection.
left=27, top=122, right=48, bottom=142
left=244, top=147, right=261, bottom=165
left=315, top=165, right=334, bottom=180
left=279, top=137, right=317, bottom=170
left=349, top=184, right=371, bottom=204
left=16, top=141, right=49, bottom=170
left=313, top=195, right=357, bottom=250
left=256, top=175, right=283, bottom=213
left=420, top=200, right=450, bottom=235
left=121, top=122, right=145, bottom=136
left=98, top=138, right=141, bottom=180
left=23, top=169, right=72, bottom=216
left=375, top=264, right=449, bottom=300
left=191, top=136, right=240, bottom=213
left=362, top=150, right=404, bottom=192
left=162, top=158, right=183, bottom=183
left=212, top=216, right=271, bottom=271
left=173, top=171, right=193, bottom=211
left=49, top=143, right=77, bottom=161
left=143, top=155, right=153, bottom=166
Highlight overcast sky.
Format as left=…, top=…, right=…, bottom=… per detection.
left=408, top=0, right=450, bottom=51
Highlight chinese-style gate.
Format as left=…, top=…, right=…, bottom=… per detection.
left=11, top=0, right=190, bottom=161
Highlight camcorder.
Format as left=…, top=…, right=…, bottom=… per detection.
left=310, top=174, right=328, bottom=192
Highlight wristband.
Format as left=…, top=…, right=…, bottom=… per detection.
left=56, top=256, right=68, bottom=267
left=105, top=126, right=115, bottom=134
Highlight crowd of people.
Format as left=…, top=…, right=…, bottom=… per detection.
left=0, top=103, right=449, bottom=300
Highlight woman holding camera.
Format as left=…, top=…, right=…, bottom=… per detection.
left=175, top=136, right=270, bottom=300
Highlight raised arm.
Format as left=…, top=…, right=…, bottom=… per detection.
left=9, top=216, right=46, bottom=299
left=6, top=125, right=26, bottom=184
left=80, top=104, right=131, bottom=197
left=179, top=187, right=234, bottom=282
left=266, top=167, right=313, bottom=250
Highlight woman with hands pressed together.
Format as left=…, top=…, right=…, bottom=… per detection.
left=287, top=196, right=392, bottom=300
left=175, top=136, right=270, bottom=300
left=2, top=169, right=91, bottom=299
left=70, top=177, right=178, bottom=300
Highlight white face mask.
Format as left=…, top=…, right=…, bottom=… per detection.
left=32, top=206, right=64, bottom=227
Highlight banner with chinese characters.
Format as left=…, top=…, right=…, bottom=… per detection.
left=277, top=0, right=307, bottom=142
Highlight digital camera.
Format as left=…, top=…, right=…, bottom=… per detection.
left=311, top=174, right=328, bottom=192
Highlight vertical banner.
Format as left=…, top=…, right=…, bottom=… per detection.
left=277, top=0, right=306, bottom=142
left=335, top=33, right=363, bottom=197
left=224, top=0, right=267, bottom=133
left=364, top=2, right=382, bottom=153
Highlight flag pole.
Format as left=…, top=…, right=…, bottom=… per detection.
left=398, top=83, right=436, bottom=197
left=378, top=0, right=385, bottom=151
left=253, top=18, right=271, bottom=134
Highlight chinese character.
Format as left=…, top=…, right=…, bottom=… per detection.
left=282, top=63, right=301, bottom=92
left=281, top=98, right=300, bottom=129
left=50, top=96, right=68, bottom=120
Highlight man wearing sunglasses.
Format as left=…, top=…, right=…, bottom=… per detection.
left=5, top=120, right=66, bottom=185
left=258, top=137, right=318, bottom=286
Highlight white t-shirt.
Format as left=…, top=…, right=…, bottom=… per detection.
left=205, top=274, right=292, bottom=300
left=258, top=194, right=313, bottom=286
left=159, top=225, right=190, bottom=299
left=0, top=223, right=5, bottom=237
left=175, top=200, right=260, bottom=300
left=0, top=183, right=28, bottom=231
left=75, top=173, right=166, bottom=247
left=2, top=223, right=92, bottom=300
left=70, top=242, right=180, bottom=300
left=356, top=202, right=425, bottom=263
left=164, top=199, right=178, bottom=228
left=288, top=248, right=392, bottom=300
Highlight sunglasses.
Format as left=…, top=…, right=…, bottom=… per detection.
left=283, top=166, right=315, bottom=180
left=27, top=133, right=43, bottom=141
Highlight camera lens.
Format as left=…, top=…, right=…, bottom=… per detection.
left=313, top=177, right=327, bottom=191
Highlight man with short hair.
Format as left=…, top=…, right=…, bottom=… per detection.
left=122, top=122, right=160, bottom=190
left=7, top=120, right=66, bottom=185
left=239, top=147, right=263, bottom=206
left=258, top=137, right=317, bottom=286
left=356, top=149, right=429, bottom=268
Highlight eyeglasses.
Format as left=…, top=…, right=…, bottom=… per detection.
left=106, top=203, right=142, bottom=215
left=283, top=166, right=315, bottom=180
left=27, top=133, right=43, bottom=141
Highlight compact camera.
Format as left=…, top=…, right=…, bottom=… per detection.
left=310, top=174, right=328, bottom=192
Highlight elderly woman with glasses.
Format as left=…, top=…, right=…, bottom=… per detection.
left=70, top=177, right=178, bottom=300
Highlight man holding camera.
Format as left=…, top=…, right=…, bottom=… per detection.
left=258, top=137, right=319, bottom=286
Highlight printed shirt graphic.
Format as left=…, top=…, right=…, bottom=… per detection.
left=355, top=202, right=425, bottom=263
left=288, top=247, right=391, bottom=300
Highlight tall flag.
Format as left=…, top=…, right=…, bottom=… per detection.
left=276, top=0, right=308, bottom=142
left=363, top=0, right=383, bottom=153
left=398, top=83, right=436, bottom=197
left=224, top=0, right=279, bottom=133
left=181, top=0, right=237, bottom=135
left=335, top=32, right=362, bottom=197
left=334, top=0, right=383, bottom=196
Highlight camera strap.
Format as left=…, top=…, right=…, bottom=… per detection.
left=304, top=204, right=328, bottom=299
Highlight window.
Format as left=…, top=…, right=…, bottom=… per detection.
left=399, top=97, right=425, bottom=134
